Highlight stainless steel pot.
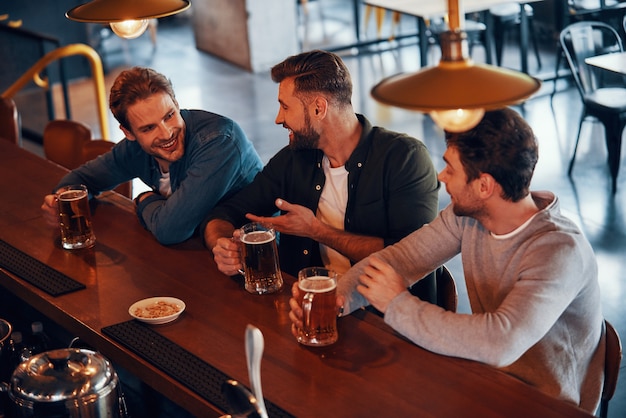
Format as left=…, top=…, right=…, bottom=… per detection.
left=5, top=348, right=125, bottom=418
left=0, top=318, right=13, bottom=383
left=0, top=318, right=11, bottom=345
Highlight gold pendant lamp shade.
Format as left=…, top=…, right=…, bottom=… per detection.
left=66, top=0, right=191, bottom=39
left=66, top=0, right=190, bottom=22
left=370, top=0, right=541, bottom=132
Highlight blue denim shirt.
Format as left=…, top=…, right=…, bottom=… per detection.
left=55, top=109, right=263, bottom=244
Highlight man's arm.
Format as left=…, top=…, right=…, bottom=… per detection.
left=204, top=218, right=236, bottom=250
left=246, top=198, right=383, bottom=263
left=336, top=207, right=459, bottom=315
left=204, top=218, right=244, bottom=276
left=137, top=123, right=262, bottom=245
left=42, top=141, right=138, bottom=227
left=381, top=138, right=440, bottom=246
left=53, top=140, right=137, bottom=198
left=312, top=221, right=383, bottom=262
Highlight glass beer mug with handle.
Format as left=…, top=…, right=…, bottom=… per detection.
left=56, top=184, right=96, bottom=250
left=238, top=222, right=283, bottom=294
left=297, top=267, right=339, bottom=346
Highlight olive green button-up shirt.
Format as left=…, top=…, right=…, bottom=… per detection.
left=206, top=114, right=440, bottom=277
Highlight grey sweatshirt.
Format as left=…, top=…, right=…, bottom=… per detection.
left=338, top=191, right=604, bottom=412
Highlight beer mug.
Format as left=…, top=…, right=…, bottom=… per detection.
left=239, top=222, right=283, bottom=294
left=296, top=267, right=338, bottom=346
left=56, top=184, right=96, bottom=250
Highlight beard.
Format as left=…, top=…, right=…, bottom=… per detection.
left=451, top=185, right=485, bottom=219
left=289, top=111, right=320, bottom=150
left=146, top=127, right=185, bottom=164
left=452, top=202, right=482, bottom=218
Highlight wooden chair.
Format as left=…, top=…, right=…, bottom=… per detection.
left=435, top=265, right=458, bottom=312
left=43, top=119, right=93, bottom=170
left=82, top=140, right=132, bottom=198
left=43, top=120, right=132, bottom=198
left=408, top=264, right=458, bottom=312
left=0, top=97, right=21, bottom=145
left=600, top=320, right=622, bottom=418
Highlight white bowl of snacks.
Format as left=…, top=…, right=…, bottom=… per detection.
left=129, top=297, right=185, bottom=324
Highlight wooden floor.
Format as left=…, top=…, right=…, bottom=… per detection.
left=13, top=3, right=626, bottom=417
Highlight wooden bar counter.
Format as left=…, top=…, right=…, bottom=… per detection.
left=0, top=140, right=592, bottom=417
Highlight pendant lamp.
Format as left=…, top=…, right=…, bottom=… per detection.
left=370, top=0, right=541, bottom=132
left=66, top=0, right=191, bottom=39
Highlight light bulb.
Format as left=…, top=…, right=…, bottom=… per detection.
left=429, top=108, right=485, bottom=133
left=110, top=19, right=149, bottom=39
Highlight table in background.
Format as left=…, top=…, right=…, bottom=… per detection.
left=363, top=0, right=541, bottom=73
left=0, top=140, right=593, bottom=417
left=585, top=51, right=626, bottom=75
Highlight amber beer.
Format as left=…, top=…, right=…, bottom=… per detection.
left=56, top=185, right=96, bottom=250
left=240, top=223, right=283, bottom=294
left=297, top=267, right=338, bottom=346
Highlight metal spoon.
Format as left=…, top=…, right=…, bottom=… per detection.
left=245, top=324, right=269, bottom=418
left=221, top=379, right=263, bottom=418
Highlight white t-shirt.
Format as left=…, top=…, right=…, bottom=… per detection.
left=317, top=155, right=351, bottom=274
left=158, top=169, right=172, bottom=197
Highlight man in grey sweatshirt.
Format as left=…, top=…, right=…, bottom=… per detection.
left=289, top=107, right=604, bottom=413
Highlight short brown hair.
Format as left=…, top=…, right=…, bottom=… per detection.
left=109, top=67, right=177, bottom=131
left=271, top=50, right=352, bottom=107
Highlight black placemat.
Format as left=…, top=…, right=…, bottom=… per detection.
left=102, top=320, right=295, bottom=418
left=0, top=239, right=86, bottom=296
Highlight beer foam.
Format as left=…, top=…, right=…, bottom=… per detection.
left=241, top=230, right=274, bottom=244
left=299, top=276, right=336, bottom=293
left=58, top=190, right=86, bottom=201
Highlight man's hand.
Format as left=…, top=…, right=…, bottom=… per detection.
left=246, top=198, right=318, bottom=238
left=41, top=194, right=59, bottom=227
left=212, top=230, right=243, bottom=276
left=204, top=219, right=242, bottom=275
left=247, top=197, right=383, bottom=263
left=356, top=255, right=406, bottom=314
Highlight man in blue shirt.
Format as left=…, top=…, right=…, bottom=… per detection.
left=41, top=67, right=263, bottom=245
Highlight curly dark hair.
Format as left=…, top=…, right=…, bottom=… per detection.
left=445, top=108, right=538, bottom=202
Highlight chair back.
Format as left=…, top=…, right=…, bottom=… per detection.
left=0, top=97, right=21, bottom=146
left=436, top=265, right=458, bottom=312
left=600, top=320, right=622, bottom=418
left=43, top=120, right=132, bottom=199
left=43, top=119, right=93, bottom=169
left=560, top=21, right=623, bottom=98
left=82, top=140, right=132, bottom=198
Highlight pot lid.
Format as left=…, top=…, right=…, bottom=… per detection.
left=11, top=348, right=118, bottom=402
